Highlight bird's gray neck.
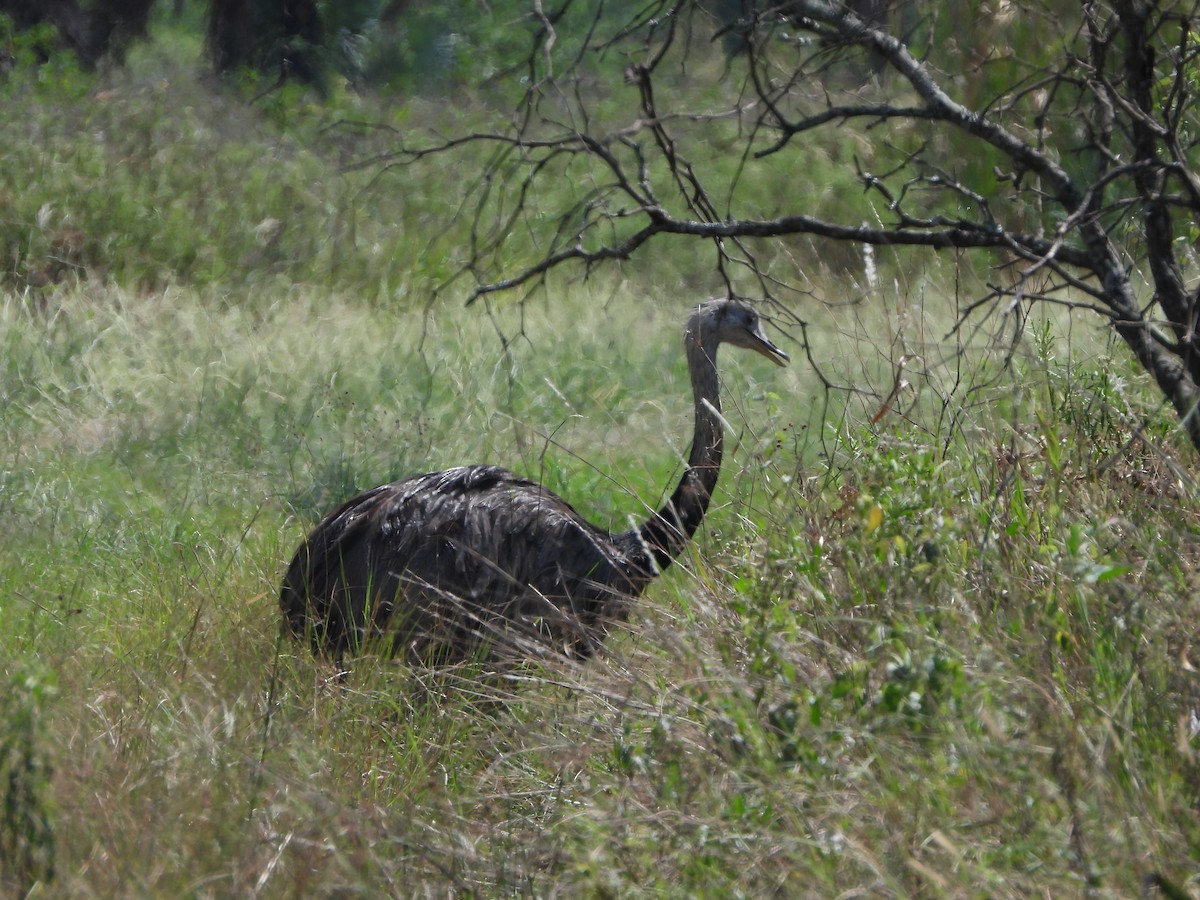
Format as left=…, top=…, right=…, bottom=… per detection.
left=626, top=336, right=722, bottom=581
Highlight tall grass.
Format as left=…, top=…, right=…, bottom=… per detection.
left=1, top=14, right=1198, bottom=898
left=1, top=274, right=1198, bottom=896
left=0, top=17, right=493, bottom=300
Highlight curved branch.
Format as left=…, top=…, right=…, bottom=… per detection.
left=465, top=204, right=1095, bottom=305
left=787, top=0, right=1084, bottom=209
left=755, top=105, right=943, bottom=159
left=647, top=210, right=1092, bottom=267
left=465, top=223, right=662, bottom=305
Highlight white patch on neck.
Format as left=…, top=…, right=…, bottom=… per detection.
left=700, top=397, right=732, bottom=435
left=629, top=515, right=663, bottom=575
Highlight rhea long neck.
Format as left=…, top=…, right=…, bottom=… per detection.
left=624, top=329, right=723, bottom=583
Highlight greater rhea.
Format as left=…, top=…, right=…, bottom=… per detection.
left=280, top=299, right=788, bottom=665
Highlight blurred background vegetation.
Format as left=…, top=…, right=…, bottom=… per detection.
left=0, top=0, right=1092, bottom=299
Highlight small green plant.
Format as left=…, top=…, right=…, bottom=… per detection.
left=0, top=666, right=56, bottom=893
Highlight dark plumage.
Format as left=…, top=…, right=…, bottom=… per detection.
left=280, top=299, right=788, bottom=664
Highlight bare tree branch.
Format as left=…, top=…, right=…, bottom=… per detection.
left=409, top=0, right=1200, bottom=454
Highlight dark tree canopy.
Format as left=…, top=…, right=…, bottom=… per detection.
left=205, top=0, right=323, bottom=86
left=0, top=0, right=155, bottom=67
left=0, top=0, right=327, bottom=84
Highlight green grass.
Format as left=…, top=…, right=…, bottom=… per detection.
left=0, top=18, right=489, bottom=299
left=1, top=16, right=1199, bottom=898
left=0, top=7, right=917, bottom=303
left=1, top=277, right=1198, bottom=897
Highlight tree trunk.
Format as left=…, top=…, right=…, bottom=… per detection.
left=0, top=0, right=154, bottom=67
left=205, top=0, right=324, bottom=86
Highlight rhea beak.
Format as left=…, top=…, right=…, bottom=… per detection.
left=747, top=324, right=790, bottom=367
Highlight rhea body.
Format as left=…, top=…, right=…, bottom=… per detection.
left=280, top=299, right=788, bottom=663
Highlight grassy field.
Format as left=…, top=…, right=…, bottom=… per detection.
left=3, top=15, right=1200, bottom=900
left=3, top=277, right=1198, bottom=897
